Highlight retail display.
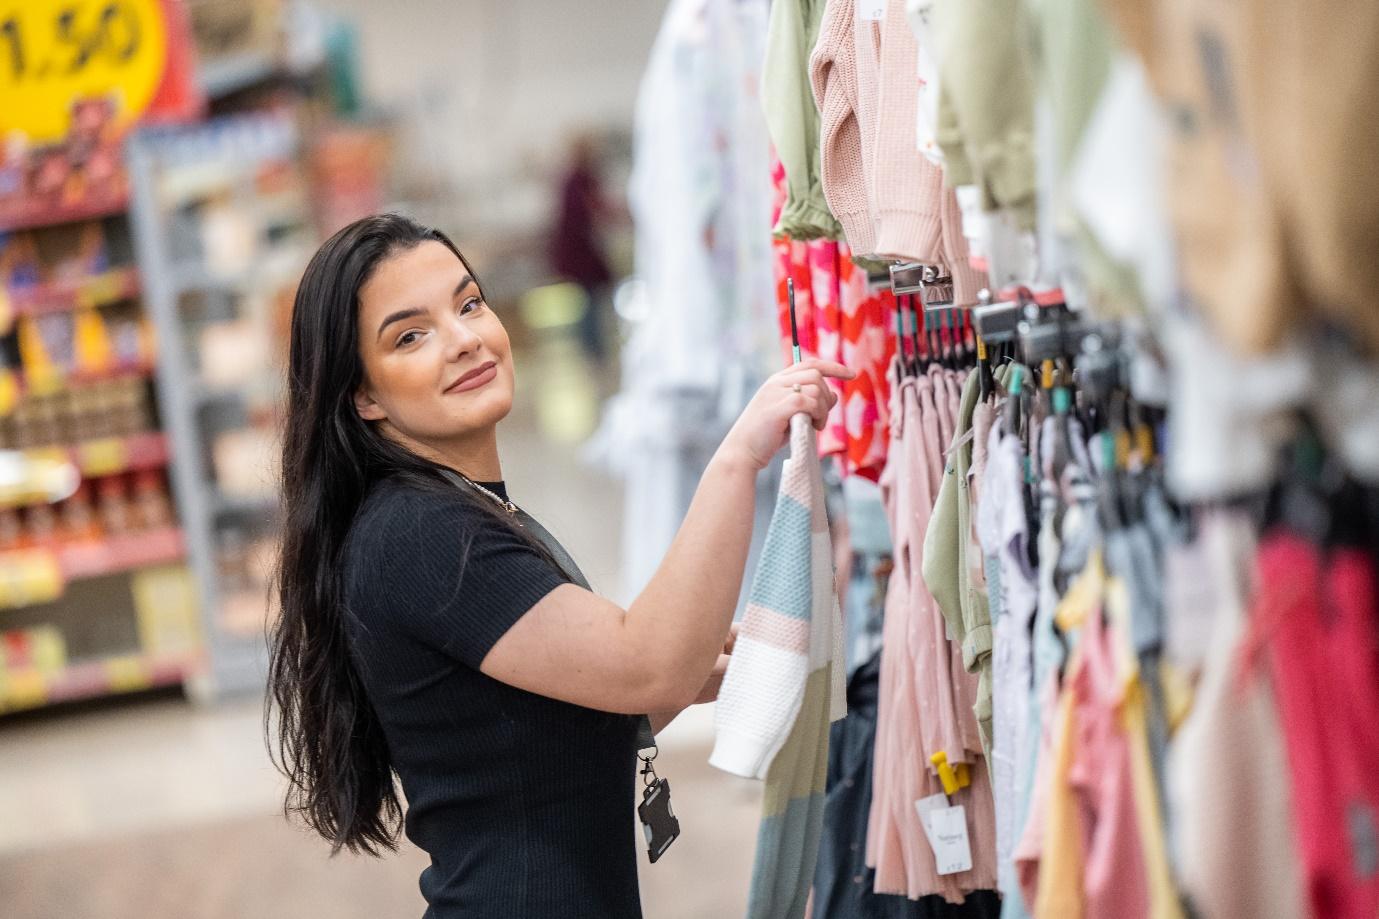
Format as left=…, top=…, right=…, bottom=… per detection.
left=127, top=111, right=312, bottom=697
left=0, top=1, right=208, bottom=715
left=0, top=0, right=347, bottom=714
left=0, top=0, right=203, bottom=233
left=624, top=0, right=1379, bottom=916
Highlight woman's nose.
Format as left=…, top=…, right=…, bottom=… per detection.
left=442, top=316, right=483, bottom=359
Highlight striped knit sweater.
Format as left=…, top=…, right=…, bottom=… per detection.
left=711, top=413, right=847, bottom=919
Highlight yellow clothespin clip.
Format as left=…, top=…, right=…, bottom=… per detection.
left=930, top=751, right=961, bottom=797
left=1135, top=424, right=1156, bottom=463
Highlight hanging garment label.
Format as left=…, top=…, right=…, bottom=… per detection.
left=915, top=792, right=946, bottom=826
left=915, top=795, right=973, bottom=875
left=857, top=0, right=886, bottom=21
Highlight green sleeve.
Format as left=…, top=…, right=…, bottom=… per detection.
left=763, top=0, right=842, bottom=240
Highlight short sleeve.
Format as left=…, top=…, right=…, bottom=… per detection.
left=347, top=487, right=569, bottom=669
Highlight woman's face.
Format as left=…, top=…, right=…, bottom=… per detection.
left=353, top=241, right=515, bottom=451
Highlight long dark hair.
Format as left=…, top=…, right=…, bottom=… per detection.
left=268, top=213, right=524, bottom=854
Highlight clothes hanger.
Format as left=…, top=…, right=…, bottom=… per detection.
left=893, top=290, right=912, bottom=378
left=909, top=295, right=927, bottom=375
left=925, top=302, right=944, bottom=371
left=1260, top=415, right=1342, bottom=548
left=787, top=277, right=802, bottom=365
left=940, top=308, right=959, bottom=370
left=1004, top=364, right=1025, bottom=440
left=962, top=310, right=976, bottom=369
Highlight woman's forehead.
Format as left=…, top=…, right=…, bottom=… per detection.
left=359, top=242, right=468, bottom=315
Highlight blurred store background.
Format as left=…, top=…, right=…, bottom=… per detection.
left=0, top=1, right=766, bottom=917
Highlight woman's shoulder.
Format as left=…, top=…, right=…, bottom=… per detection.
left=347, top=476, right=485, bottom=555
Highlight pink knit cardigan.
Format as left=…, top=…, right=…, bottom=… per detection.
left=810, top=0, right=986, bottom=304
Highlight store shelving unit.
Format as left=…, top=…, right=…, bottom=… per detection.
left=0, top=0, right=342, bottom=716
left=0, top=205, right=200, bottom=718
left=127, top=112, right=314, bottom=701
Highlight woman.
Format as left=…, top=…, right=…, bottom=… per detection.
left=268, top=213, right=852, bottom=918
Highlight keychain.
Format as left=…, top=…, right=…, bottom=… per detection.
left=636, top=746, right=680, bottom=863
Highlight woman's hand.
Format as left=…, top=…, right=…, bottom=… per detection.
left=691, top=622, right=739, bottom=705
left=718, top=358, right=856, bottom=471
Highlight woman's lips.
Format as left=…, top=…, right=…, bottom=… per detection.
left=446, top=362, right=498, bottom=394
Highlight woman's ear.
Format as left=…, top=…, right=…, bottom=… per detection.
left=354, top=386, right=387, bottom=422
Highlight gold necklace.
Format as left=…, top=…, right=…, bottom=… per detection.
left=458, top=475, right=519, bottom=517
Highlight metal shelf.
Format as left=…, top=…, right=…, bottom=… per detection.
left=0, top=651, right=199, bottom=715
left=0, top=190, right=130, bottom=235
left=6, top=267, right=142, bottom=317
left=55, top=527, right=187, bottom=581
left=0, top=528, right=187, bottom=612
left=22, top=431, right=173, bottom=481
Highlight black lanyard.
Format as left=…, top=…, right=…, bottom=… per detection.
left=438, top=470, right=680, bottom=860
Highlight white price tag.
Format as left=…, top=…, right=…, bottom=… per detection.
left=915, top=793, right=946, bottom=848
left=857, top=0, right=886, bottom=21
left=915, top=796, right=973, bottom=876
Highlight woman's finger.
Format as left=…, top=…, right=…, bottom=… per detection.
left=778, top=366, right=827, bottom=387
left=787, top=357, right=856, bottom=380
left=785, top=380, right=822, bottom=400
left=809, top=391, right=831, bottom=430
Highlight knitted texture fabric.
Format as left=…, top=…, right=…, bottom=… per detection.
left=864, top=0, right=945, bottom=263
left=811, top=0, right=872, bottom=253
left=711, top=413, right=847, bottom=919
left=811, top=0, right=987, bottom=303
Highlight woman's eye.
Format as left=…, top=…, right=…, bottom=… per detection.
left=459, top=297, right=484, bottom=315
left=396, top=330, right=422, bottom=347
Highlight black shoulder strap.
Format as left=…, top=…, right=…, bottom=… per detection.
left=440, top=470, right=657, bottom=751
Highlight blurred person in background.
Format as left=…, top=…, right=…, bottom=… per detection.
left=268, top=213, right=852, bottom=918
left=549, top=132, right=616, bottom=365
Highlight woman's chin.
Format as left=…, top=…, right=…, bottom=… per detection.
left=451, top=391, right=514, bottom=432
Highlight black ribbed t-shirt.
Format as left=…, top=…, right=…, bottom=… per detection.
left=341, top=476, right=642, bottom=919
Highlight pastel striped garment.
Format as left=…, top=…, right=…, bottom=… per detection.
left=711, top=413, right=847, bottom=919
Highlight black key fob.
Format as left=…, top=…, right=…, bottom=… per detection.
left=637, top=778, right=680, bottom=863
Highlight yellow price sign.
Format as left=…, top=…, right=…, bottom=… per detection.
left=105, top=654, right=153, bottom=692
left=0, top=0, right=169, bottom=143
left=77, top=435, right=128, bottom=475
left=1, top=668, right=49, bottom=711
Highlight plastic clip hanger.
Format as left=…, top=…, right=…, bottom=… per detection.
left=786, top=277, right=802, bottom=366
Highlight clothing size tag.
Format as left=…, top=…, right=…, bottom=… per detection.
left=857, top=0, right=886, bottom=21
left=910, top=0, right=934, bottom=28
left=638, top=778, right=681, bottom=864
left=915, top=796, right=973, bottom=875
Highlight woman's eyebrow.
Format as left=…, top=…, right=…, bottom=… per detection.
left=376, top=275, right=476, bottom=340
left=377, top=307, right=426, bottom=341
